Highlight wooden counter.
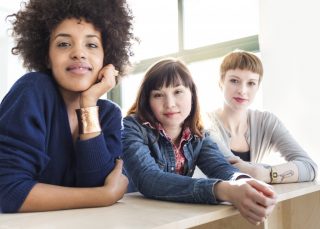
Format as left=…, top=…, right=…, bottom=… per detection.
left=1, top=181, right=319, bottom=229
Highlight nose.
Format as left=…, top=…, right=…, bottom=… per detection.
left=70, top=45, right=86, bottom=60
left=165, top=94, right=176, bottom=108
left=238, top=83, right=247, bottom=95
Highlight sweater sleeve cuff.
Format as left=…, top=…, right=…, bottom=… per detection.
left=75, top=134, right=114, bottom=173
left=231, top=172, right=252, bottom=180
left=293, top=160, right=316, bottom=182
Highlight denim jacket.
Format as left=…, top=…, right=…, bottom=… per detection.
left=122, top=115, right=242, bottom=204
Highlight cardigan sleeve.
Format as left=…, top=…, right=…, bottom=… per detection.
left=250, top=110, right=318, bottom=181
left=0, top=75, right=50, bottom=213
left=266, top=112, right=318, bottom=181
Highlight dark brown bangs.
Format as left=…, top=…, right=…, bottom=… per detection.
left=148, top=62, right=192, bottom=91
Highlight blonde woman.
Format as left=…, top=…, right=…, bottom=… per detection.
left=207, top=50, right=317, bottom=184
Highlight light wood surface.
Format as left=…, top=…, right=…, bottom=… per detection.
left=0, top=181, right=319, bottom=229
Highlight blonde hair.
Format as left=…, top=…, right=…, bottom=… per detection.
left=220, top=50, right=263, bottom=84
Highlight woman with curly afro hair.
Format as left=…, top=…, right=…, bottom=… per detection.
left=0, top=0, right=135, bottom=213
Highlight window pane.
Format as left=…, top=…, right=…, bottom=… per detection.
left=183, top=0, right=259, bottom=49
left=121, top=73, right=144, bottom=115
left=128, top=0, right=179, bottom=61
left=188, top=59, right=223, bottom=113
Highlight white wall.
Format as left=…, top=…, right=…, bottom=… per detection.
left=259, top=0, right=320, bottom=165
left=0, top=1, right=26, bottom=100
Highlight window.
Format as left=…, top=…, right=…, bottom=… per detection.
left=129, top=0, right=179, bottom=60
left=183, top=0, right=259, bottom=49
left=120, top=0, right=260, bottom=115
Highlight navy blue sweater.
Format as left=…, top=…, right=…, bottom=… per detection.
left=0, top=72, right=123, bottom=213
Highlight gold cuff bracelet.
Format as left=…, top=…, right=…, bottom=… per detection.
left=76, top=106, right=101, bottom=135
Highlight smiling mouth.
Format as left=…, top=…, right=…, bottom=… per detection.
left=66, top=66, right=92, bottom=71
left=164, top=112, right=179, bottom=116
left=66, top=62, right=93, bottom=72
left=66, top=63, right=93, bottom=75
left=234, top=97, right=247, bottom=103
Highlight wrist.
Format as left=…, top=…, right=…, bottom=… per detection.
left=80, top=94, right=97, bottom=108
left=94, top=186, right=113, bottom=206
left=254, top=166, right=272, bottom=183
left=214, top=181, right=232, bottom=202
left=76, top=106, right=101, bottom=135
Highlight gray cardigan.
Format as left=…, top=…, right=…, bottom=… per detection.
left=206, top=109, right=317, bottom=182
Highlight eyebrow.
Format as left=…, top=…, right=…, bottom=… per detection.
left=52, top=33, right=101, bottom=40
left=228, top=75, right=259, bottom=81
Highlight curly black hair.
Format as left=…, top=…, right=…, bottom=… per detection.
left=7, top=0, right=135, bottom=77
